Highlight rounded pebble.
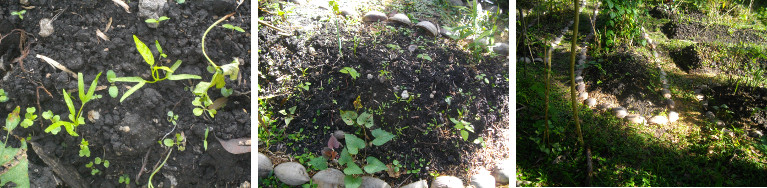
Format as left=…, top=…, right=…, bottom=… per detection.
left=388, top=13, right=411, bottom=25
left=415, top=21, right=439, bottom=36
left=668, top=111, right=679, bottom=123
left=612, top=107, right=628, bottom=119
left=333, top=130, right=346, bottom=140
left=492, top=159, right=510, bottom=184
left=360, top=176, right=391, bottom=188
left=431, top=176, right=464, bottom=188
left=584, top=98, right=597, bottom=108
left=312, top=168, right=344, bottom=188
left=401, top=179, right=428, bottom=188
left=578, top=92, right=588, bottom=101
left=362, top=11, right=387, bottom=22
left=625, top=114, right=646, bottom=125
left=662, top=89, right=671, bottom=99
left=649, top=115, right=668, bottom=125
left=274, top=162, right=310, bottom=186
left=258, top=152, right=273, bottom=179
left=470, top=173, right=495, bottom=188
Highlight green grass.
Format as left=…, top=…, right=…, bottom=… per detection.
left=517, top=65, right=767, bottom=186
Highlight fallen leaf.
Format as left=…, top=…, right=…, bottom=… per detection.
left=111, top=0, right=130, bottom=13
left=215, top=137, right=250, bottom=154
left=328, top=134, right=340, bottom=149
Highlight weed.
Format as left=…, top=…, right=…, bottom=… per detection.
left=297, top=82, right=311, bottom=91
left=167, top=111, right=179, bottom=126
left=340, top=67, right=360, bottom=80
left=450, top=117, right=475, bottom=141
left=148, top=132, right=185, bottom=188
left=85, top=157, right=109, bottom=175
left=193, top=13, right=241, bottom=118
left=20, top=107, right=36, bottom=128
left=118, top=174, right=131, bottom=185
left=0, top=89, right=8, bottom=102
left=279, top=106, right=297, bottom=126
left=107, top=36, right=200, bottom=103
left=222, top=24, right=246, bottom=32
left=44, top=72, right=102, bottom=137
left=474, top=74, right=489, bottom=84
left=11, top=10, right=25, bottom=20
left=204, top=127, right=210, bottom=151
left=0, top=107, right=29, bottom=186
left=416, top=53, right=433, bottom=61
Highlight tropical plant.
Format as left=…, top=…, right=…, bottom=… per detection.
left=192, top=13, right=241, bottom=118
left=0, top=107, right=28, bottom=187
left=44, top=72, right=102, bottom=137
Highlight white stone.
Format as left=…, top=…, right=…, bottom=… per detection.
left=362, top=11, right=387, bottom=22
left=415, top=21, right=439, bottom=36
left=662, top=89, right=672, bottom=99
left=612, top=107, right=628, bottom=119
left=695, top=94, right=705, bottom=101
left=470, top=172, right=495, bottom=188
left=401, top=180, right=428, bottom=188
left=666, top=99, right=675, bottom=109
left=625, top=114, right=646, bottom=125
left=388, top=13, right=411, bottom=25
left=492, top=159, right=510, bottom=184
left=431, top=176, right=464, bottom=188
left=491, top=43, right=509, bottom=56
left=576, top=83, right=586, bottom=93
left=578, top=92, right=588, bottom=101
left=649, top=115, right=668, bottom=125
left=274, top=162, right=310, bottom=186
left=258, top=153, right=273, bottom=179
left=367, top=74, right=374, bottom=79
left=360, top=176, right=391, bottom=188
left=668, top=111, right=679, bottom=123
left=705, top=111, right=716, bottom=120
left=584, top=98, right=597, bottom=108
left=312, top=168, right=344, bottom=188
left=333, top=130, right=345, bottom=140
left=401, top=90, right=410, bottom=100
left=575, top=76, right=583, bottom=83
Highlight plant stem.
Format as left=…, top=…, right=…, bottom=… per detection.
left=570, top=0, right=583, bottom=146
left=202, top=12, right=235, bottom=69
left=147, top=148, right=173, bottom=188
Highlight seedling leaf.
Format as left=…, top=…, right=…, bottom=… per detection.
left=345, top=134, right=365, bottom=155
left=168, top=74, right=202, bottom=80
left=343, top=162, right=363, bottom=175
left=344, top=175, right=362, bottom=188
left=111, top=77, right=145, bottom=82
left=371, top=128, right=394, bottom=146
left=0, top=140, right=30, bottom=187
left=84, top=72, right=103, bottom=103
left=363, top=156, right=388, bottom=174
left=308, top=156, right=328, bottom=170
left=357, top=112, right=374, bottom=128
left=163, top=139, right=174, bottom=147
left=108, top=86, right=118, bottom=98
left=5, top=106, right=20, bottom=131
left=328, top=135, right=341, bottom=149
left=120, top=81, right=146, bottom=102
left=78, top=73, right=86, bottom=102
left=338, top=148, right=352, bottom=166
left=461, top=130, right=469, bottom=141
left=62, top=90, right=75, bottom=118
left=133, top=35, right=154, bottom=66
left=340, top=110, right=357, bottom=126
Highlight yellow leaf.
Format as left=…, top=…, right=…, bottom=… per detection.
left=353, top=95, right=362, bottom=110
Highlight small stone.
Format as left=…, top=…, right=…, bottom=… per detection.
left=401, top=179, right=428, bottom=188
left=575, top=76, right=583, bottom=83
left=576, top=83, right=586, bottom=93
left=430, top=93, right=434, bottom=99
left=705, top=111, right=716, bottom=120
left=625, top=114, right=646, bottom=125
left=578, top=92, right=588, bottom=101
left=360, top=176, right=391, bottom=188
left=519, top=57, right=531, bottom=63
left=415, top=78, right=419, bottom=82
left=340, top=8, right=359, bottom=18
left=362, top=11, right=387, bottom=22
left=649, top=115, right=668, bottom=125
left=118, top=126, right=130, bottom=133
left=668, top=111, right=679, bottom=123
left=533, top=58, right=543, bottom=62
left=492, top=159, right=510, bottom=184
left=750, top=130, right=763, bottom=138
left=388, top=13, right=411, bottom=25
left=447, top=0, right=464, bottom=6
left=662, top=89, right=672, bottom=99
left=367, top=74, right=374, bottom=79
left=584, top=98, right=597, bottom=108
left=415, top=21, right=439, bottom=36
left=88, top=110, right=100, bottom=122
left=312, top=168, right=344, bottom=188
left=666, top=99, right=675, bottom=109
left=431, top=176, right=464, bottom=188
left=258, top=153, right=273, bottom=179
left=401, top=90, right=409, bottom=100
left=716, top=120, right=725, bottom=127
left=470, top=172, right=495, bottom=188
left=597, top=103, right=612, bottom=110
left=612, top=107, right=628, bottom=119
left=274, top=162, right=310, bottom=186
left=333, top=130, right=346, bottom=140
left=491, top=43, right=508, bottom=56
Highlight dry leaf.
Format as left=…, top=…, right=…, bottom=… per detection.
left=328, top=135, right=340, bottom=149
left=215, top=137, right=250, bottom=154
left=96, top=29, right=110, bottom=41
left=386, top=164, right=401, bottom=178
left=36, top=54, right=76, bottom=78
left=105, top=17, right=112, bottom=32
left=208, top=97, right=228, bottom=111
left=111, top=0, right=130, bottom=13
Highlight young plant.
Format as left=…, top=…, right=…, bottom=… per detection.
left=167, top=111, right=179, bottom=126
left=11, top=10, right=26, bottom=20
left=44, top=72, right=103, bottom=137
left=118, top=174, right=131, bottom=185
left=145, top=16, right=170, bottom=24
left=0, top=106, right=30, bottom=187
left=416, top=53, right=433, bottom=62
left=279, top=106, right=297, bottom=126
left=222, top=24, right=246, bottom=32
left=85, top=157, right=110, bottom=175
left=0, top=89, right=8, bottom=102
left=107, top=35, right=201, bottom=102
left=340, top=67, right=360, bottom=80
left=450, top=117, right=474, bottom=141
left=192, top=13, right=241, bottom=118
left=149, top=133, right=185, bottom=188
left=203, top=127, right=210, bottom=151
left=20, top=107, right=36, bottom=128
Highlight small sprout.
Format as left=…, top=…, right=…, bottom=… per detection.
left=119, top=174, right=131, bottom=185
left=167, top=111, right=178, bottom=125
left=145, top=16, right=170, bottom=24
left=11, top=10, right=26, bottom=20
left=79, top=139, right=90, bottom=157
left=176, top=0, right=185, bottom=3
left=340, top=67, right=360, bottom=80
left=204, top=127, right=210, bottom=151
left=0, top=89, right=8, bottom=102
left=21, top=107, right=37, bottom=128
left=221, top=87, right=234, bottom=97
left=222, top=24, right=246, bottom=32
left=417, top=54, right=432, bottom=61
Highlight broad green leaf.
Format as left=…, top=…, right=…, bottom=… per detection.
left=64, top=124, right=79, bottom=137
left=5, top=106, right=20, bottom=131
left=338, top=148, right=352, bottom=166
left=343, top=162, right=362, bottom=175
left=133, top=35, right=154, bottom=66
left=461, top=130, right=468, bottom=141
left=344, top=175, right=361, bottom=188
left=20, top=119, right=33, bottom=129
left=45, top=121, right=67, bottom=134
left=220, top=87, right=233, bottom=97
left=193, top=82, right=212, bottom=95
left=78, top=72, right=85, bottom=102
left=103, top=160, right=110, bottom=168
left=356, top=112, right=374, bottom=128
left=363, top=156, right=387, bottom=174
left=308, top=156, right=328, bottom=170
left=345, top=134, right=365, bottom=155
left=371, top=128, right=394, bottom=146
left=463, top=121, right=474, bottom=132
left=169, top=60, right=183, bottom=72
left=168, top=74, right=202, bottom=80
left=63, top=89, right=75, bottom=117
left=158, top=16, right=170, bottom=21
left=84, top=72, right=103, bottom=103
left=95, top=157, right=102, bottom=164
left=0, top=140, right=29, bottom=187
left=284, top=116, right=294, bottom=126
left=108, top=86, right=118, bottom=98
left=120, top=81, right=146, bottom=103
left=42, top=110, right=53, bottom=120
left=193, top=108, right=204, bottom=116
left=25, top=107, right=35, bottom=114
left=289, top=106, right=297, bottom=114
left=163, top=139, right=174, bottom=147
left=112, top=77, right=146, bottom=82
left=221, top=61, right=240, bottom=81
left=340, top=110, right=357, bottom=126
left=212, top=72, right=226, bottom=89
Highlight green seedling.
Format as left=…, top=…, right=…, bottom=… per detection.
left=204, top=127, right=210, bottom=151
left=85, top=157, right=109, bottom=175
left=149, top=133, right=184, bottom=188
left=474, top=74, right=489, bottom=84
left=297, top=82, right=311, bottom=91
left=167, top=111, right=179, bottom=126
left=417, top=53, right=432, bottom=61
left=44, top=72, right=102, bottom=137
left=279, top=106, right=297, bottom=126
left=118, top=174, right=131, bottom=185
left=0, top=107, right=29, bottom=187
left=20, top=107, right=36, bottom=128
left=340, top=67, right=360, bottom=80
left=79, top=138, right=90, bottom=157
left=107, top=35, right=200, bottom=103
left=222, top=24, right=246, bottom=32
left=11, top=10, right=26, bottom=20
left=193, top=13, right=241, bottom=118
left=145, top=16, right=170, bottom=24
left=0, top=89, right=8, bottom=102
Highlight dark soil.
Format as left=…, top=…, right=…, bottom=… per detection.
left=669, top=45, right=702, bottom=73
left=661, top=18, right=766, bottom=44
left=259, top=13, right=509, bottom=185
left=0, top=0, right=250, bottom=187
left=708, top=85, right=767, bottom=130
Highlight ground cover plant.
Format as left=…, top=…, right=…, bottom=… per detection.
left=518, top=0, right=767, bottom=186
left=0, top=1, right=250, bottom=186
left=258, top=0, right=510, bottom=186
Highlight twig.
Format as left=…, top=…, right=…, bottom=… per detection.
left=136, top=148, right=152, bottom=184
left=258, top=20, right=291, bottom=35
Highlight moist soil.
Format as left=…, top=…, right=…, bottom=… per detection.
left=0, top=1, right=250, bottom=187
left=658, top=8, right=766, bottom=44
left=708, top=85, right=767, bottom=130
left=258, top=2, right=509, bottom=185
